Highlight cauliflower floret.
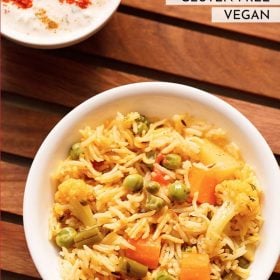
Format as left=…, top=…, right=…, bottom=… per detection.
left=55, top=178, right=94, bottom=204
left=206, top=179, right=260, bottom=255
left=54, top=178, right=96, bottom=227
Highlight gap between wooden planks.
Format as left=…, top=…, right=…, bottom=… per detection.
left=74, top=12, right=280, bottom=99
left=0, top=221, right=40, bottom=278
left=0, top=221, right=280, bottom=278
left=122, top=0, right=280, bottom=43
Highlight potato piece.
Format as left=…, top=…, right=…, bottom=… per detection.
left=194, top=138, right=241, bottom=180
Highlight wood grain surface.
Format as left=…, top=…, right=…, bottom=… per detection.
left=75, top=13, right=280, bottom=99
left=1, top=0, right=279, bottom=279
left=2, top=38, right=280, bottom=107
left=0, top=222, right=40, bottom=278
left=0, top=162, right=29, bottom=216
left=1, top=40, right=146, bottom=108
left=2, top=101, right=63, bottom=158
left=122, top=0, right=280, bottom=42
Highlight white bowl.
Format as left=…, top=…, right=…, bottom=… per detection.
left=23, top=82, right=280, bottom=280
left=1, top=0, right=120, bottom=49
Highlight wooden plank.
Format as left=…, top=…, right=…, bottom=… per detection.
left=75, top=13, right=280, bottom=99
left=0, top=222, right=279, bottom=278
left=0, top=221, right=40, bottom=278
left=1, top=39, right=143, bottom=109
left=0, top=161, right=29, bottom=216
left=122, top=0, right=280, bottom=43
left=3, top=38, right=280, bottom=109
left=1, top=271, right=40, bottom=280
left=1, top=101, right=62, bottom=158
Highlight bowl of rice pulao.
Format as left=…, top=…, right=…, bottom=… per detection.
left=23, top=82, right=280, bottom=280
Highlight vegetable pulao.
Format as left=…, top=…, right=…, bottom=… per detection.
left=49, top=112, right=262, bottom=280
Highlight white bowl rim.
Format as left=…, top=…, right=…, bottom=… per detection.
left=23, top=81, right=280, bottom=280
left=1, top=0, right=121, bottom=49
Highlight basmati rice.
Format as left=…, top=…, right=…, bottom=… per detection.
left=50, top=112, right=262, bottom=280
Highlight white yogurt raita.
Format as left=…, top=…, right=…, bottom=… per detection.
left=1, top=0, right=113, bottom=45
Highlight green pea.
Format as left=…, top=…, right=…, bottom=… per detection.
left=146, top=181, right=160, bottom=194
left=145, top=194, right=165, bottom=211
left=55, top=227, right=77, bottom=248
left=135, top=115, right=150, bottom=135
left=137, top=122, right=149, bottom=135
left=136, top=115, right=149, bottom=125
left=238, top=256, right=250, bottom=268
left=168, top=181, right=189, bottom=202
left=69, top=143, right=82, bottom=160
left=123, top=174, right=143, bottom=192
left=162, top=154, right=182, bottom=170
left=154, top=270, right=174, bottom=280
left=74, top=226, right=103, bottom=248
left=119, top=257, right=148, bottom=278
